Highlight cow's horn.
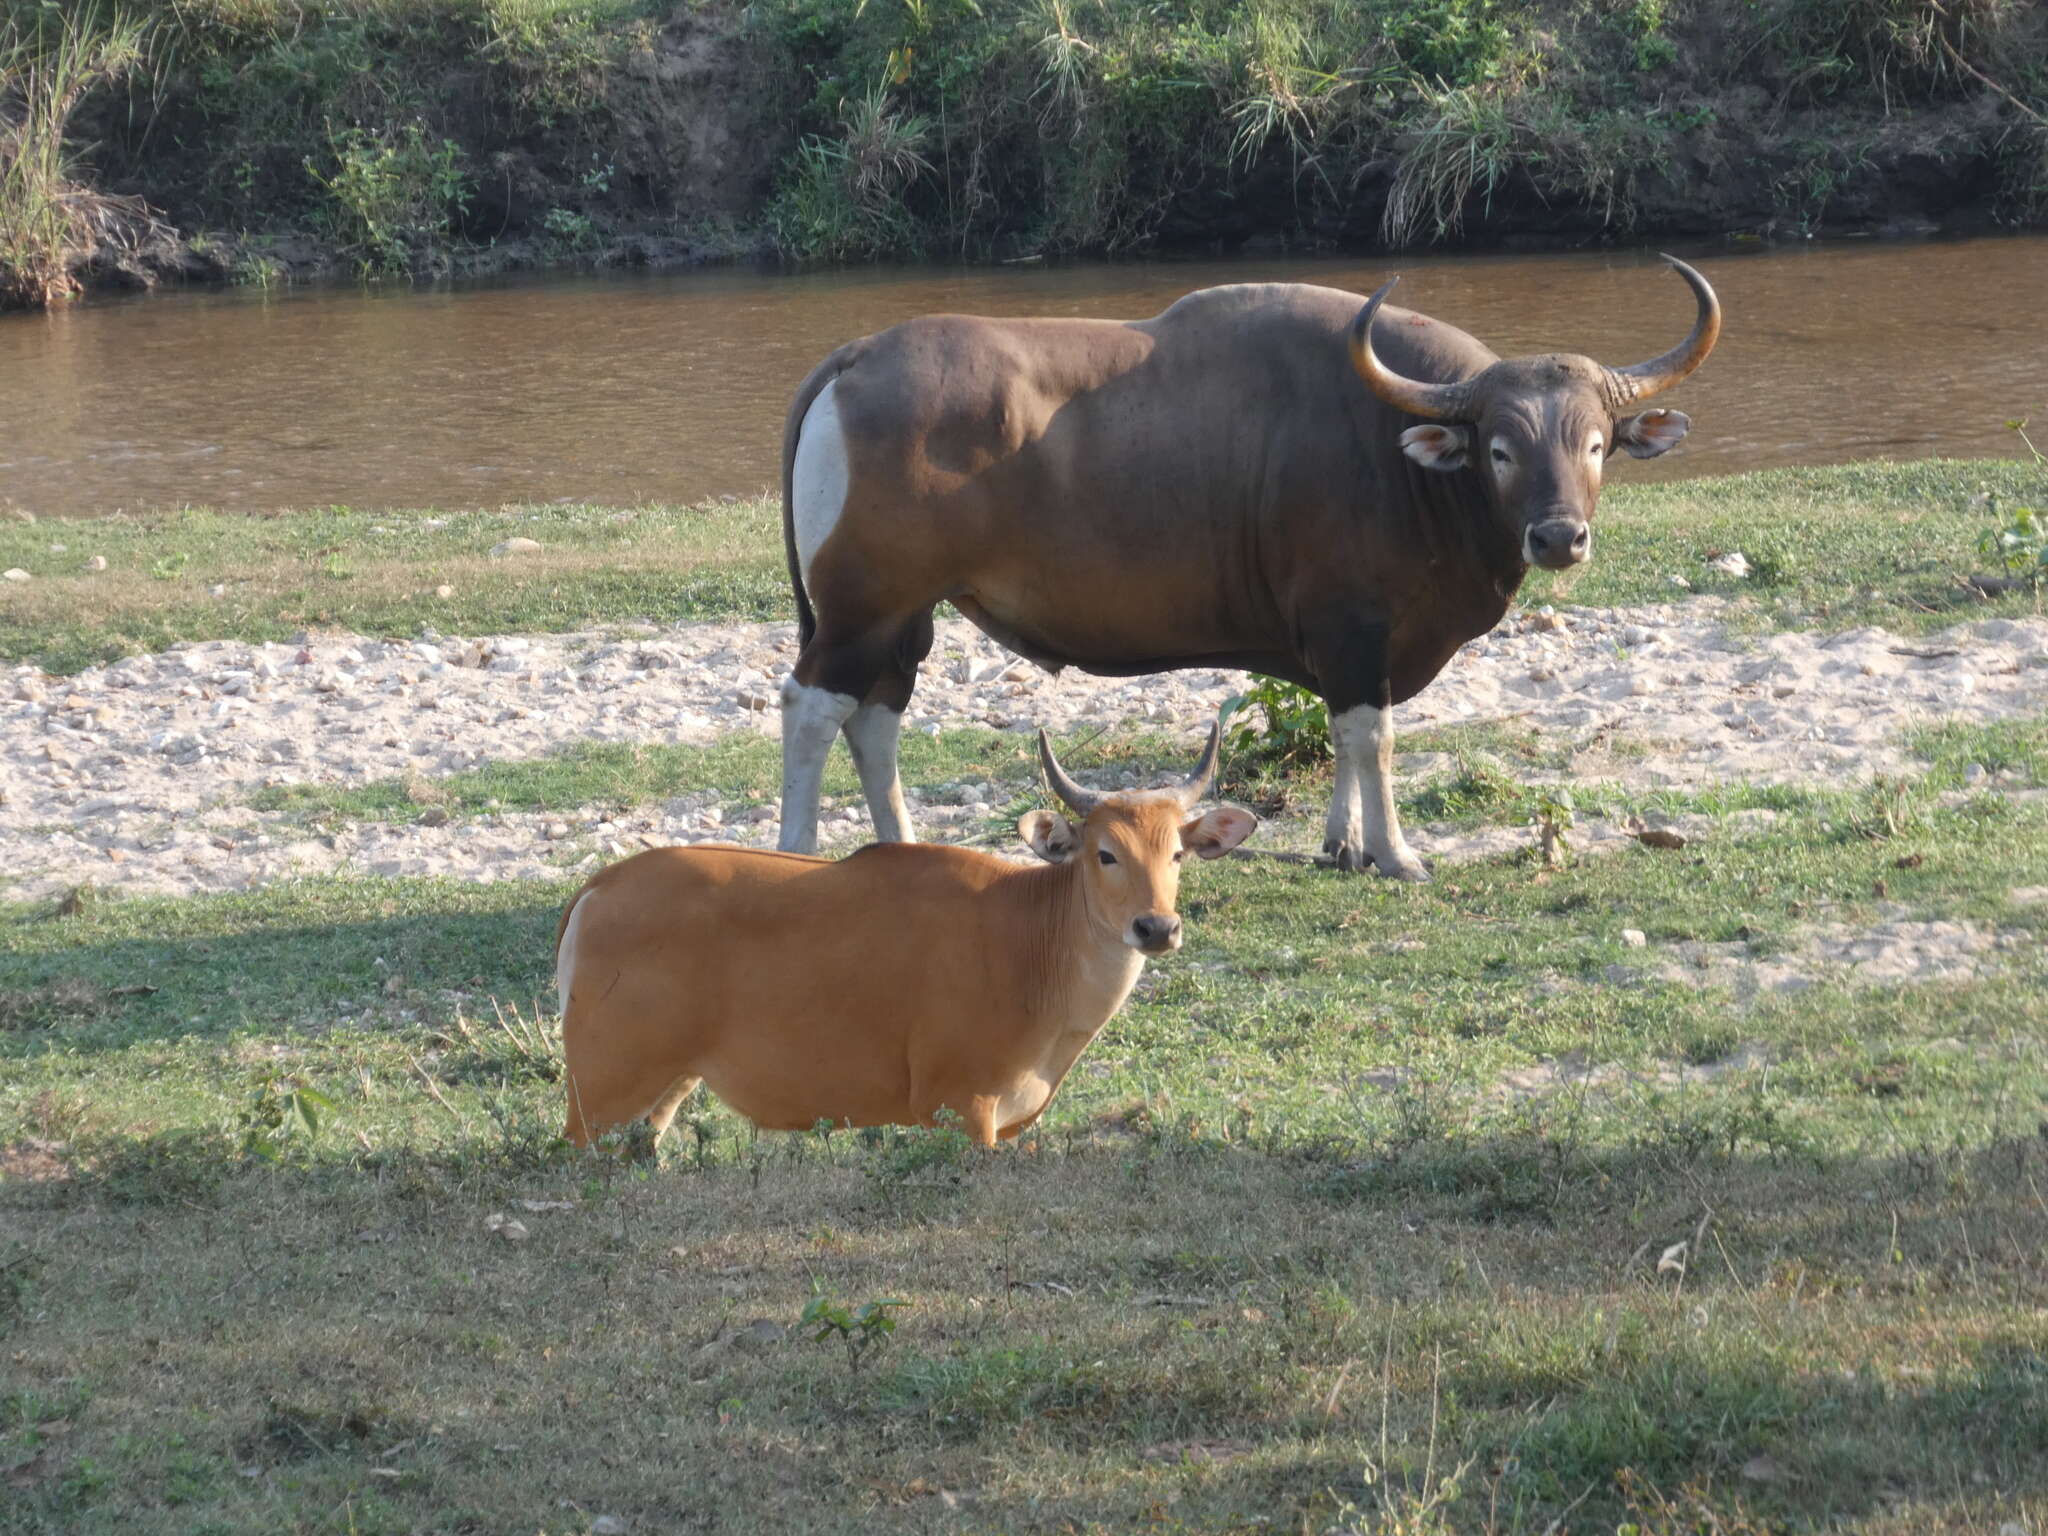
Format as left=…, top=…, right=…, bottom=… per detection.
left=1603, top=255, right=1721, bottom=407
left=1348, top=277, right=1474, bottom=422
left=1038, top=730, right=1103, bottom=817
left=1174, top=720, right=1222, bottom=810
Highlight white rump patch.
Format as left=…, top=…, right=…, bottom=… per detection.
left=791, top=378, right=851, bottom=587
left=555, top=891, right=588, bottom=1015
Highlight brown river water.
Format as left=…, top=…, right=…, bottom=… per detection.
left=1, top=236, right=2043, bottom=517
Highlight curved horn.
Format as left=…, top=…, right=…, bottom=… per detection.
left=1604, top=254, right=1721, bottom=408
left=1175, top=720, right=1222, bottom=809
left=1038, top=730, right=1103, bottom=817
left=1348, top=277, right=1475, bottom=422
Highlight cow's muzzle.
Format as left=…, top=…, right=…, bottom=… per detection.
left=1525, top=518, right=1591, bottom=570
left=1128, top=914, right=1183, bottom=954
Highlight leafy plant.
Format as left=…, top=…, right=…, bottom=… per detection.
left=306, top=121, right=470, bottom=276
left=1221, top=676, right=1330, bottom=768
left=1975, top=420, right=2048, bottom=606
left=238, top=1076, right=337, bottom=1162
left=861, top=1109, right=975, bottom=1185
left=800, top=1293, right=909, bottom=1369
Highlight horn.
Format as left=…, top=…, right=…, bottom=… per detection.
left=1348, top=277, right=1475, bottom=422
left=1603, top=254, right=1721, bottom=408
left=1174, top=720, right=1222, bottom=810
left=1038, top=729, right=1103, bottom=817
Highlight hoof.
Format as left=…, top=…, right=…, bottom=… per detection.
left=1325, top=838, right=1429, bottom=880
left=1323, top=839, right=1373, bottom=874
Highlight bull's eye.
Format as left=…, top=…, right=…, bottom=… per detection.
left=1491, top=446, right=1512, bottom=466
left=1172, top=849, right=1186, bottom=862
left=1097, top=849, right=1118, bottom=867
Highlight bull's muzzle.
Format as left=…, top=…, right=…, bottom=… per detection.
left=1525, top=518, right=1592, bottom=570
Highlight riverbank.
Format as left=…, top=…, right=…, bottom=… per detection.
left=4, top=0, right=2045, bottom=306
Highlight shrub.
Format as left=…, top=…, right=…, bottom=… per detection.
left=306, top=120, right=471, bottom=275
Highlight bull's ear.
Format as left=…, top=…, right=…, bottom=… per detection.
left=1018, top=810, right=1080, bottom=864
left=1399, top=424, right=1471, bottom=471
left=1615, top=407, right=1691, bottom=459
left=1180, top=806, right=1258, bottom=860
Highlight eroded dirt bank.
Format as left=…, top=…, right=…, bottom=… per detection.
left=31, top=0, right=2048, bottom=305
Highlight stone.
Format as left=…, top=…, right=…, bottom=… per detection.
left=434, top=583, right=454, bottom=598
left=1621, top=929, right=1648, bottom=948
left=1, top=569, right=29, bottom=583
left=1707, top=551, right=1751, bottom=579
left=490, top=537, right=543, bottom=557
left=85, top=555, right=108, bottom=571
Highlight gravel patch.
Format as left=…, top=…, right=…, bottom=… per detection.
left=4, top=604, right=2046, bottom=901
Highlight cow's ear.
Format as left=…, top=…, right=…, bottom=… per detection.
left=1018, top=810, right=1079, bottom=864
left=1399, top=424, right=1470, bottom=471
left=1180, top=806, right=1258, bottom=860
left=1615, top=408, right=1691, bottom=459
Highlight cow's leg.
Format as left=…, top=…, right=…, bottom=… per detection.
left=1322, top=710, right=1368, bottom=873
left=645, top=1074, right=705, bottom=1140
left=1330, top=703, right=1427, bottom=880
left=1311, top=619, right=1428, bottom=880
left=778, top=676, right=857, bottom=853
left=841, top=610, right=934, bottom=843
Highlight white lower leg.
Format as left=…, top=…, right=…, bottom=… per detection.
left=1322, top=726, right=1365, bottom=866
left=1331, top=703, right=1427, bottom=880
left=843, top=703, right=917, bottom=843
left=778, top=678, right=858, bottom=853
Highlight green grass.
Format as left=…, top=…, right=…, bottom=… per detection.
left=3, top=461, right=2043, bottom=675
left=0, top=496, right=785, bottom=674
left=4, top=461, right=2048, bottom=1531
left=3, top=784, right=2046, bottom=1531
left=1521, top=458, right=2048, bottom=625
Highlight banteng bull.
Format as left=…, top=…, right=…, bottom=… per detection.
left=777, top=256, right=1719, bottom=877
left=557, top=725, right=1255, bottom=1148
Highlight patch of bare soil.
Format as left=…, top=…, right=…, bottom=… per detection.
left=2, top=603, right=2044, bottom=900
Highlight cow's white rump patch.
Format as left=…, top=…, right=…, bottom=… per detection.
left=556, top=889, right=588, bottom=1014
left=791, top=378, right=851, bottom=588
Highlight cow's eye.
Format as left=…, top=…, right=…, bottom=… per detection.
left=1491, top=446, right=1512, bottom=464
left=1172, top=849, right=1186, bottom=862
left=1097, top=849, right=1118, bottom=867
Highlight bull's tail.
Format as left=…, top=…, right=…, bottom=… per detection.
left=781, top=346, right=858, bottom=652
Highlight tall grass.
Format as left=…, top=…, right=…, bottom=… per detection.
left=0, top=4, right=162, bottom=308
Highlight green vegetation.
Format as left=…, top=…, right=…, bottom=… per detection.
left=8, top=460, right=2039, bottom=684
left=2, top=0, right=2045, bottom=301
left=4, top=745, right=2045, bottom=1530
left=0, top=3, right=161, bottom=306
left=0, top=494, right=785, bottom=674
left=3, top=447, right=2047, bottom=1529
left=2, top=459, right=2040, bottom=677
left=760, top=0, right=2047, bottom=258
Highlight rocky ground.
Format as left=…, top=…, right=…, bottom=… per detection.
left=5, top=599, right=2046, bottom=991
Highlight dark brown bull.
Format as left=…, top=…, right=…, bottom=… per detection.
left=777, top=256, right=1719, bottom=875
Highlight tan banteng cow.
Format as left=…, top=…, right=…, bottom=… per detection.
left=776, top=256, right=1720, bottom=877
left=556, top=726, right=1255, bottom=1148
